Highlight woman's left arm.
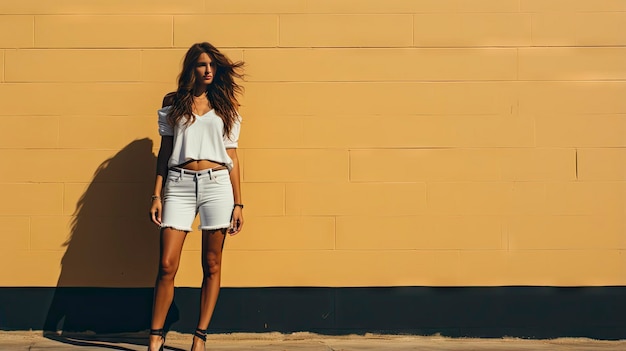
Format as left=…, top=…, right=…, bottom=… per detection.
left=227, top=148, right=243, bottom=235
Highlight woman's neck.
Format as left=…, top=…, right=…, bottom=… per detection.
left=192, top=84, right=207, bottom=98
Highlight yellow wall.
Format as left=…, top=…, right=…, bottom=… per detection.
left=0, top=0, right=624, bottom=288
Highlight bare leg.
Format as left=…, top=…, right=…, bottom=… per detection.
left=191, top=228, right=226, bottom=350
left=149, top=227, right=187, bottom=350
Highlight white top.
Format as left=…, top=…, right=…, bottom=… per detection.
left=157, top=106, right=241, bottom=171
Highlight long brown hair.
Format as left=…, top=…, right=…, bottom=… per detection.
left=167, top=42, right=244, bottom=136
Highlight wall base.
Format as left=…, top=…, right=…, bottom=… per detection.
left=0, top=287, right=624, bottom=339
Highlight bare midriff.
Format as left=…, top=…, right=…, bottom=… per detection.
left=177, top=159, right=225, bottom=171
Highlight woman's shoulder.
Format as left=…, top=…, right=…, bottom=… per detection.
left=157, top=92, right=176, bottom=116
left=162, top=92, right=176, bottom=108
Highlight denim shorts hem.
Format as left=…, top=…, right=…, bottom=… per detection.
left=160, top=224, right=193, bottom=232
left=199, top=223, right=231, bottom=231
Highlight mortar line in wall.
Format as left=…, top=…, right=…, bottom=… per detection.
left=243, top=78, right=626, bottom=83
left=575, top=148, right=579, bottom=180
left=32, top=45, right=626, bottom=50
left=333, top=216, right=337, bottom=250
left=244, top=45, right=595, bottom=49
left=348, top=149, right=352, bottom=182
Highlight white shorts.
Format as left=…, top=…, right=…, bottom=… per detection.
left=161, top=167, right=234, bottom=231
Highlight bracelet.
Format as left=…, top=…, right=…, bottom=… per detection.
left=234, top=203, right=244, bottom=209
left=151, top=195, right=161, bottom=201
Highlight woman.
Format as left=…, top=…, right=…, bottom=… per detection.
left=148, top=42, right=245, bottom=351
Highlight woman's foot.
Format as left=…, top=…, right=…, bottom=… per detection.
left=148, top=328, right=165, bottom=351
left=190, top=328, right=207, bottom=351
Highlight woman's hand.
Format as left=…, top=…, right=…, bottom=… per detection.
left=229, top=207, right=244, bottom=235
left=150, top=198, right=162, bottom=226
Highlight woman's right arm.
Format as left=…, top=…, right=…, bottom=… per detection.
left=150, top=136, right=173, bottom=226
left=150, top=92, right=176, bottom=226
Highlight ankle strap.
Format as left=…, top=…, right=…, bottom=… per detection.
left=149, top=328, right=164, bottom=336
left=194, top=328, right=207, bottom=342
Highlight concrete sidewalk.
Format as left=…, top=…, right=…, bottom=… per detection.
left=0, top=331, right=625, bottom=350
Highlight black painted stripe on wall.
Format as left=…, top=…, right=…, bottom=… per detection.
left=1, top=287, right=625, bottom=339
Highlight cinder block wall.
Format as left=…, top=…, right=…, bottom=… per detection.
left=0, top=0, right=624, bottom=288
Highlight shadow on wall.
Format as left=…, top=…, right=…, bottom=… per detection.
left=43, top=138, right=179, bottom=335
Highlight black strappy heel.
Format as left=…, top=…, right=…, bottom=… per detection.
left=148, top=328, right=165, bottom=351
left=191, top=328, right=207, bottom=350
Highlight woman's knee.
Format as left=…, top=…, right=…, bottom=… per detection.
left=202, top=252, right=222, bottom=275
left=159, top=256, right=180, bottom=278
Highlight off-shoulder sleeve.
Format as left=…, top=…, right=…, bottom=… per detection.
left=157, top=106, right=174, bottom=136
left=223, top=115, right=242, bottom=148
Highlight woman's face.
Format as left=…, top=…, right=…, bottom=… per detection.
left=194, top=52, right=216, bottom=86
